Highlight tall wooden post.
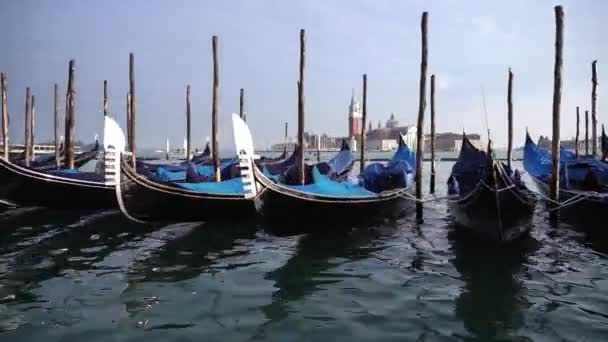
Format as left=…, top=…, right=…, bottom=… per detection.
left=507, top=68, right=514, bottom=169
left=65, top=60, right=76, bottom=169
left=239, top=88, right=245, bottom=121
left=126, top=92, right=131, bottom=152
left=211, top=36, right=221, bottom=182
left=575, top=106, right=580, bottom=159
left=415, top=12, right=428, bottom=222
left=550, top=5, right=563, bottom=206
left=1, top=73, right=8, bottom=160
left=430, top=74, right=436, bottom=194
left=592, top=60, right=598, bottom=156
left=129, top=53, right=136, bottom=168
left=284, top=122, right=288, bottom=152
left=603, top=124, right=607, bottom=161
left=298, top=29, right=306, bottom=185
left=360, top=74, right=367, bottom=172
left=186, top=85, right=191, bottom=161
left=585, top=110, right=589, bottom=155
left=30, top=95, right=35, bottom=161
left=592, top=111, right=598, bottom=156
left=24, top=87, right=31, bottom=166
left=103, top=80, right=108, bottom=117
left=54, top=83, right=60, bottom=167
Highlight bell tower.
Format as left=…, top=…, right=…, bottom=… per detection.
left=348, top=89, right=362, bottom=138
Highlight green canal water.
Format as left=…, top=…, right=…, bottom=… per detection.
left=0, top=161, right=606, bottom=341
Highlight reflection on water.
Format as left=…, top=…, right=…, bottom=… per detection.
left=0, top=161, right=607, bottom=341
left=450, top=228, right=540, bottom=340
left=262, top=225, right=395, bottom=323
left=126, top=221, right=259, bottom=284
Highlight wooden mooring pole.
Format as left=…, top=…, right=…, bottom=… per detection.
left=129, top=53, right=136, bottom=168
left=585, top=110, right=589, bottom=155
left=360, top=74, right=367, bottom=173
left=550, top=5, right=564, bottom=208
left=298, top=29, right=306, bottom=185
left=603, top=124, right=607, bottom=161
left=65, top=60, right=76, bottom=169
left=1, top=73, right=8, bottom=160
left=211, top=36, right=221, bottom=182
left=430, top=74, right=436, bottom=194
left=592, top=60, right=598, bottom=156
left=103, top=80, right=108, bottom=117
left=507, top=68, right=514, bottom=170
left=415, top=12, right=428, bottom=222
left=24, top=87, right=31, bottom=166
left=30, top=95, right=35, bottom=161
left=186, top=85, right=192, bottom=161
left=239, top=88, right=245, bottom=121
left=284, top=122, right=288, bottom=153
left=54, top=83, right=60, bottom=167
left=575, top=106, right=580, bottom=159
left=126, top=93, right=131, bottom=152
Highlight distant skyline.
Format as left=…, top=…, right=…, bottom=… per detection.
left=1, top=0, right=606, bottom=153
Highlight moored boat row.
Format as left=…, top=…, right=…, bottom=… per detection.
left=1, top=6, right=607, bottom=246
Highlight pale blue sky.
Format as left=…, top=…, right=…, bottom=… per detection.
left=1, top=0, right=606, bottom=151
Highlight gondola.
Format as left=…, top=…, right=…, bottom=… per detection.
left=189, top=143, right=211, bottom=163
left=0, top=121, right=117, bottom=209
left=10, top=140, right=100, bottom=171
left=33, top=140, right=100, bottom=171
left=270, top=139, right=354, bottom=185
left=237, top=116, right=416, bottom=228
left=135, top=142, right=293, bottom=184
left=523, top=132, right=608, bottom=219
left=10, top=143, right=63, bottom=164
left=447, top=134, right=536, bottom=242
left=110, top=114, right=260, bottom=223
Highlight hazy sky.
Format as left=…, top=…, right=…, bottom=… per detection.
left=1, top=0, right=606, bottom=152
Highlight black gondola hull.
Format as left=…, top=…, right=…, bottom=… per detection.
left=117, top=158, right=256, bottom=222
left=253, top=166, right=415, bottom=233
left=448, top=182, right=535, bottom=242
left=529, top=176, right=608, bottom=224
left=0, top=158, right=115, bottom=209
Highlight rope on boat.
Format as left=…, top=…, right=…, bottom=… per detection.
left=394, top=190, right=452, bottom=203
left=480, top=179, right=516, bottom=193
left=531, top=189, right=597, bottom=212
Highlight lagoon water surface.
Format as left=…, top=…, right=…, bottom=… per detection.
left=0, top=161, right=607, bottom=341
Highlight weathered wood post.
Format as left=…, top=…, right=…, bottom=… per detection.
left=103, top=80, right=108, bottom=117
left=550, top=5, right=563, bottom=207
left=430, top=74, right=436, bottom=194
left=592, top=60, right=598, bottom=156
left=24, top=87, right=31, bottom=166
left=603, top=124, right=607, bottom=161
left=585, top=110, right=589, bottom=155
left=593, top=111, right=598, bottom=156
left=126, top=92, right=131, bottom=152
left=507, top=68, right=514, bottom=169
left=129, top=53, right=136, bottom=168
left=65, top=60, right=76, bottom=169
left=1, top=73, right=8, bottom=160
left=54, top=83, right=60, bottom=167
left=415, top=12, right=428, bottom=222
left=575, top=106, right=580, bottom=159
left=239, top=88, right=245, bottom=121
left=186, top=85, right=191, bottom=161
left=360, top=74, right=367, bottom=172
left=284, top=122, right=288, bottom=153
left=298, top=29, right=306, bottom=185
left=211, top=36, right=221, bottom=182
left=30, top=95, right=35, bottom=161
